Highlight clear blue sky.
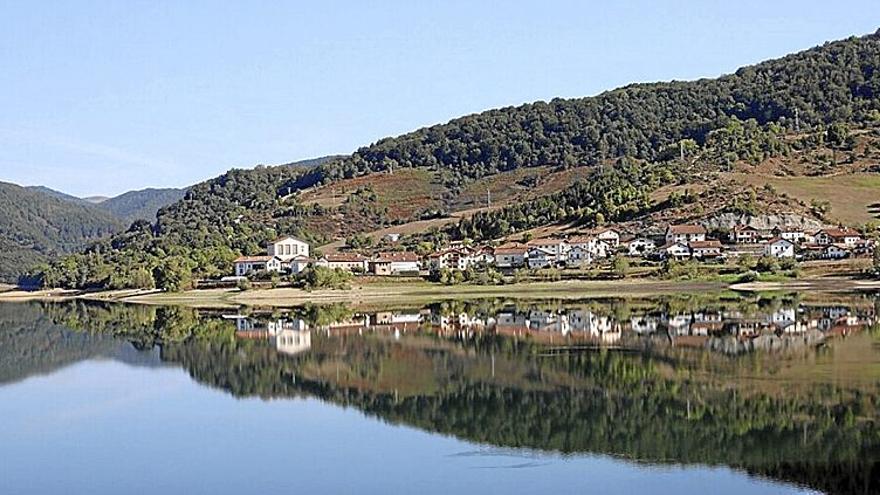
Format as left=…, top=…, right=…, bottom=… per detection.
left=1, top=1, right=878, bottom=197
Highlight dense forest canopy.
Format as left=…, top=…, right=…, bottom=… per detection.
left=28, top=31, right=880, bottom=289
left=0, top=182, right=124, bottom=283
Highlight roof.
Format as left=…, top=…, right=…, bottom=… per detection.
left=660, top=241, right=689, bottom=250
left=587, top=227, right=619, bottom=236
left=688, top=240, right=722, bottom=249
left=820, top=227, right=861, bottom=238
left=767, top=236, right=794, bottom=245
left=234, top=255, right=274, bottom=263
left=270, top=235, right=307, bottom=244
left=567, top=235, right=595, bottom=244
left=733, top=224, right=760, bottom=232
left=667, top=224, right=707, bottom=235
left=528, top=238, right=565, bottom=246
left=375, top=252, right=419, bottom=262
left=323, top=253, right=367, bottom=262
left=527, top=246, right=556, bottom=255
left=494, top=246, right=528, bottom=255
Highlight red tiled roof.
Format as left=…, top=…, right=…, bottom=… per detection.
left=688, top=240, right=722, bottom=249
left=494, top=247, right=528, bottom=255
left=375, top=252, right=419, bottom=262
left=324, top=253, right=367, bottom=263
left=528, top=238, right=565, bottom=246
left=821, top=227, right=861, bottom=238
left=234, top=255, right=273, bottom=263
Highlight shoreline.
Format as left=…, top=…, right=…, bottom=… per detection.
left=1, top=276, right=879, bottom=308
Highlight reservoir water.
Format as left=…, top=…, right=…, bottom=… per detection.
left=1, top=293, right=878, bottom=494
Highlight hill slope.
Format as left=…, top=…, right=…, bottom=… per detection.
left=0, top=182, right=124, bottom=282
left=97, top=188, right=187, bottom=224
left=32, top=31, right=880, bottom=289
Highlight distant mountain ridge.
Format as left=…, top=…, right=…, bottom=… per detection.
left=0, top=181, right=124, bottom=282
left=98, top=188, right=187, bottom=224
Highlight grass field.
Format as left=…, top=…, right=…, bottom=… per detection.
left=729, top=172, right=880, bottom=225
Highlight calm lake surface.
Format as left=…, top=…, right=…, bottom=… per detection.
left=1, top=292, right=879, bottom=494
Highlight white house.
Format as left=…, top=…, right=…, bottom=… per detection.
left=494, top=245, right=528, bottom=268
left=772, top=226, right=806, bottom=243
left=527, top=247, right=557, bottom=269
left=268, top=236, right=310, bottom=260
left=730, top=225, right=762, bottom=244
left=316, top=253, right=368, bottom=272
left=568, top=236, right=610, bottom=259
left=287, top=256, right=313, bottom=274
left=588, top=227, right=620, bottom=248
left=567, top=245, right=594, bottom=267
left=233, top=255, right=284, bottom=276
left=764, top=237, right=795, bottom=258
left=823, top=244, right=850, bottom=259
left=816, top=227, right=862, bottom=247
left=627, top=238, right=657, bottom=256
left=666, top=224, right=707, bottom=244
left=369, top=252, right=420, bottom=275
left=528, top=238, right=570, bottom=260
left=428, top=248, right=473, bottom=271
left=660, top=241, right=691, bottom=260
left=688, top=240, right=723, bottom=259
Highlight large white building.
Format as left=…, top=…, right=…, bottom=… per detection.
left=233, top=236, right=311, bottom=276
left=268, top=236, right=310, bottom=260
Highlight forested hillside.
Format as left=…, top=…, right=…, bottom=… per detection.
left=98, top=187, right=187, bottom=224
left=0, top=182, right=123, bottom=283
left=31, top=31, right=880, bottom=290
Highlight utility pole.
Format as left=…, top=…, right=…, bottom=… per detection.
left=794, top=108, right=800, bottom=133
left=679, top=140, right=685, bottom=162
left=486, top=188, right=491, bottom=208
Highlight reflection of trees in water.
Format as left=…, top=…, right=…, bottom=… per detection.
left=18, top=297, right=880, bottom=495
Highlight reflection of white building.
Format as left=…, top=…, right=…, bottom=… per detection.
left=271, top=327, right=312, bottom=356
left=630, top=315, right=660, bottom=335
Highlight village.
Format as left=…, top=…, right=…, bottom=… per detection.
left=226, top=300, right=877, bottom=357
left=229, top=218, right=876, bottom=283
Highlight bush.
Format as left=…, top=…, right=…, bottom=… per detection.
left=297, top=266, right=352, bottom=290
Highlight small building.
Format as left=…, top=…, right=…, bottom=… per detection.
left=383, top=233, right=402, bottom=243
left=527, top=247, right=557, bottom=269
left=370, top=252, right=420, bottom=275
left=764, top=237, right=795, bottom=259
left=567, top=245, right=594, bottom=267
left=816, top=227, right=862, bottom=247
left=428, top=248, right=473, bottom=272
left=568, top=236, right=610, bottom=259
left=666, top=224, right=707, bottom=244
left=494, top=245, right=528, bottom=268
left=689, top=240, right=723, bottom=259
left=627, top=238, right=657, bottom=256
left=317, top=253, right=368, bottom=272
left=268, top=236, right=310, bottom=260
left=823, top=244, right=851, bottom=259
left=527, top=238, right=570, bottom=259
left=772, top=226, right=806, bottom=244
left=286, top=256, right=314, bottom=275
left=233, top=255, right=283, bottom=276
left=587, top=227, right=620, bottom=248
left=730, top=225, right=762, bottom=244
left=660, top=241, right=691, bottom=260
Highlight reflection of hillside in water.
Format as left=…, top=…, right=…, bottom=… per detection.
left=6, top=295, right=880, bottom=495
left=232, top=298, right=877, bottom=358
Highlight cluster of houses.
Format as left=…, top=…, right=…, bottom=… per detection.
left=232, top=222, right=874, bottom=278
left=227, top=302, right=875, bottom=357
left=233, top=236, right=420, bottom=278
left=730, top=224, right=873, bottom=260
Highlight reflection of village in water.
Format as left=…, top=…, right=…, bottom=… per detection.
left=227, top=300, right=878, bottom=357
